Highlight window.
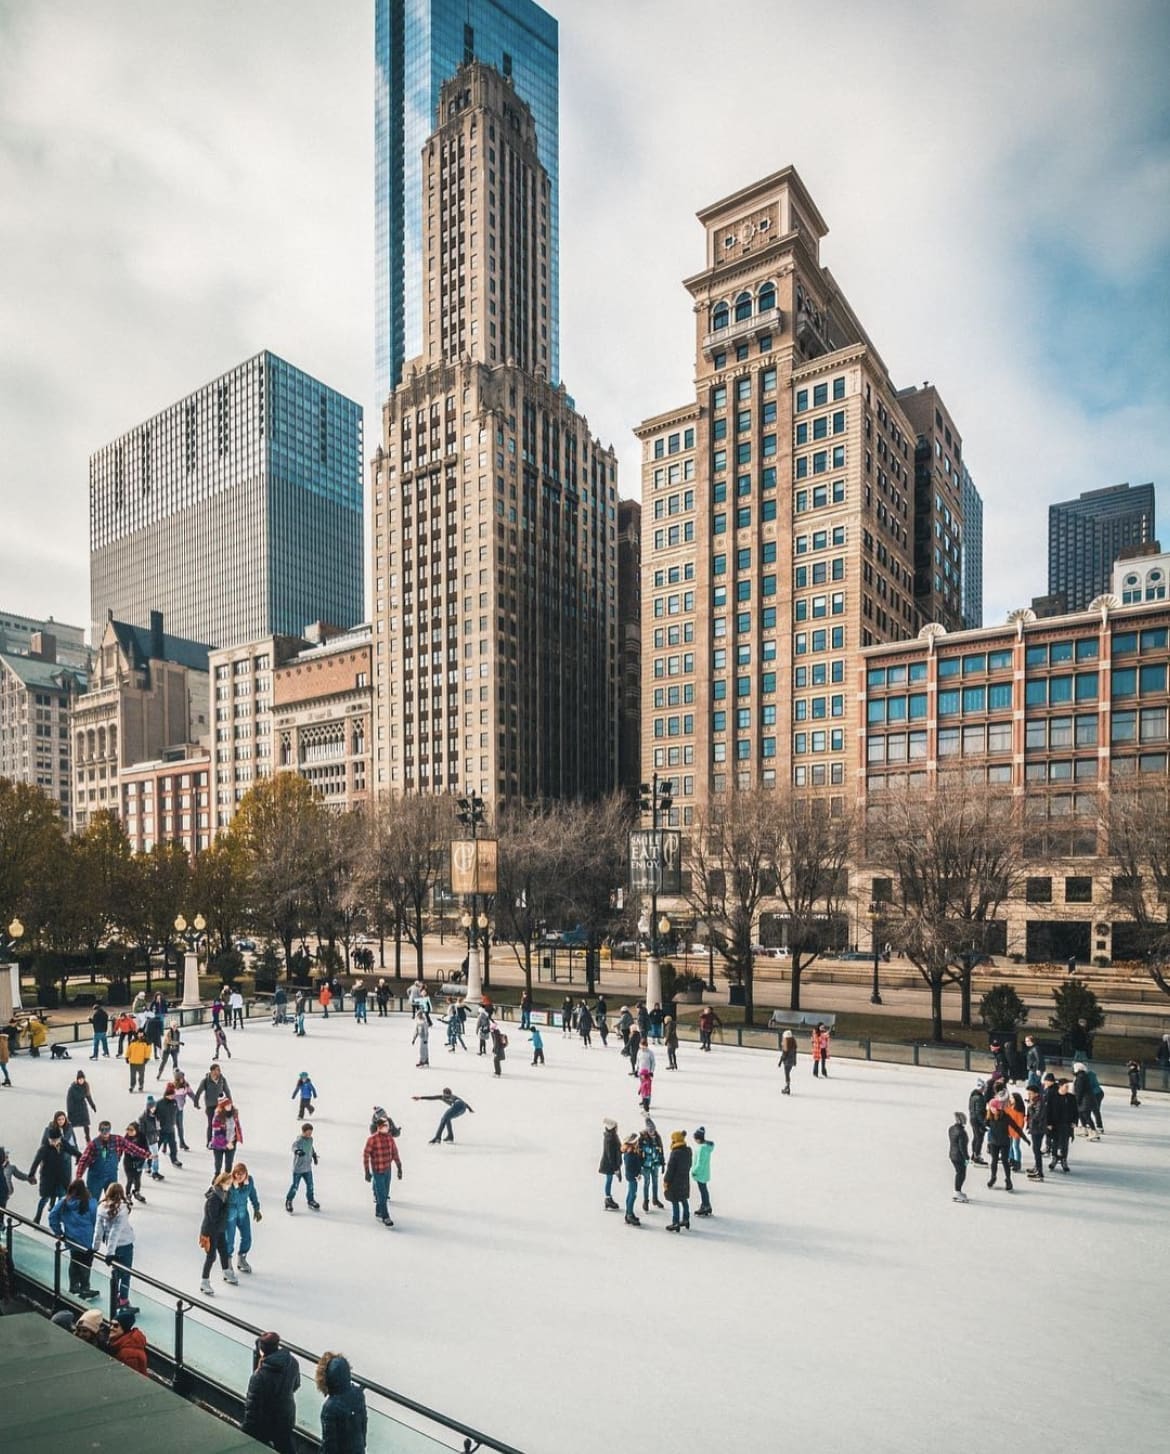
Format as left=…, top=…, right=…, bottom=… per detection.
left=1064, top=877, right=1093, bottom=905
left=1026, top=877, right=1053, bottom=904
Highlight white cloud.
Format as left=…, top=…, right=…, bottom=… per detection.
left=0, top=0, right=1165, bottom=635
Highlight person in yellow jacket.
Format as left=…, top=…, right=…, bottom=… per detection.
left=28, top=1016, right=48, bottom=1057
left=125, top=1032, right=152, bottom=1093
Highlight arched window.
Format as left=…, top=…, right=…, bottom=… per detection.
left=712, top=302, right=729, bottom=332
left=734, top=292, right=752, bottom=323
left=97, top=726, right=106, bottom=759
left=758, top=283, right=776, bottom=313
left=76, top=732, right=86, bottom=761
left=1125, top=574, right=1140, bottom=587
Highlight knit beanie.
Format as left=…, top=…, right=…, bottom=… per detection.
left=670, top=1130, right=686, bottom=1148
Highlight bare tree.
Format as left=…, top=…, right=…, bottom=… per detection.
left=867, top=775, right=1022, bottom=1042
left=555, top=795, right=633, bottom=995
left=376, top=794, right=455, bottom=985
left=495, top=803, right=563, bottom=993
left=229, top=774, right=327, bottom=971
left=1108, top=777, right=1170, bottom=997
left=770, top=794, right=853, bottom=1012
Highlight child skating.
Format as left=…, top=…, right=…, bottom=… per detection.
left=285, top=1124, right=320, bottom=1212
left=637, top=1062, right=654, bottom=1112
left=529, top=1026, right=545, bottom=1066
left=949, top=1111, right=970, bottom=1202
left=693, top=1126, right=715, bottom=1216
left=213, top=1021, right=232, bottom=1061
left=292, top=1071, right=318, bottom=1119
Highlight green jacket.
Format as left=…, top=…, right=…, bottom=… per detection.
left=693, top=1141, right=714, bottom=1183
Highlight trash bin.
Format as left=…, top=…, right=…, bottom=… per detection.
left=728, top=984, right=745, bottom=1007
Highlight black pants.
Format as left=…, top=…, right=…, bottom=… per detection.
left=668, top=1046, right=678, bottom=1069
left=812, top=1054, right=828, bottom=1077
left=201, top=1232, right=230, bottom=1279
left=1031, top=1137, right=1045, bottom=1175
left=951, top=1157, right=966, bottom=1194
left=1050, top=1127, right=1071, bottom=1166
left=532, top=1049, right=544, bottom=1065
left=972, top=1125, right=986, bottom=1159
left=125, top=1163, right=144, bottom=1200
left=158, top=1047, right=180, bottom=1079
left=69, top=1246, right=94, bottom=1292
left=988, top=1145, right=1013, bottom=1186
left=159, top=1129, right=179, bottom=1163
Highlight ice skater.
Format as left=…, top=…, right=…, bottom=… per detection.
left=415, top=1088, right=474, bottom=1144
left=413, top=1012, right=430, bottom=1067
left=598, top=1118, right=621, bottom=1211
left=362, top=1116, right=402, bottom=1227
left=157, top=1020, right=182, bottom=1081
left=1127, top=1059, right=1141, bottom=1106
left=285, top=1124, right=320, bottom=1211
left=1025, top=1086, right=1047, bottom=1181
left=664, top=1131, right=692, bottom=1231
left=692, top=1126, right=715, bottom=1216
left=225, top=1162, right=262, bottom=1274
left=210, top=1095, right=243, bottom=1175
left=622, top=1133, right=643, bottom=1226
left=476, top=1004, right=492, bottom=1056
left=578, top=1002, right=594, bottom=1048
left=810, top=1023, right=830, bottom=1077
left=967, top=1080, right=988, bottom=1165
left=445, top=1003, right=468, bottom=1052
left=637, top=1061, right=654, bottom=1112
left=212, top=1020, right=232, bottom=1061
left=292, top=1071, right=318, bottom=1119
left=949, top=1111, right=970, bottom=1202
left=984, top=1102, right=1015, bottom=1191
left=664, top=1015, right=677, bottom=1070
left=698, top=1007, right=719, bottom=1053
left=490, top=1022, right=507, bottom=1076
left=529, top=1025, right=545, bottom=1066
left=779, top=1029, right=797, bottom=1093
left=294, top=991, right=307, bottom=1036
left=199, top=1171, right=238, bottom=1294
left=639, top=1119, right=665, bottom=1212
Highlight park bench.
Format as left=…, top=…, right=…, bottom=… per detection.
left=767, top=1009, right=837, bottom=1031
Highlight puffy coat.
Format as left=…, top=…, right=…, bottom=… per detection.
left=200, top=1185, right=230, bottom=1241
left=968, top=1087, right=988, bottom=1128
left=48, top=1191, right=97, bottom=1248
left=66, top=1082, right=96, bottom=1126
left=664, top=1144, right=692, bottom=1202
left=243, top=1346, right=301, bottom=1445
left=692, top=1140, right=715, bottom=1184
left=319, top=1355, right=368, bottom=1454
left=639, top=1131, right=664, bottom=1171
left=29, top=1140, right=73, bottom=1196
left=598, top=1127, right=621, bottom=1176
left=109, top=1326, right=149, bottom=1376
left=93, top=1203, right=134, bottom=1253
left=125, top=1040, right=151, bottom=1067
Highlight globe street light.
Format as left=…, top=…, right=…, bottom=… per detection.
left=175, top=912, right=207, bottom=1010
left=2, top=917, right=24, bottom=1017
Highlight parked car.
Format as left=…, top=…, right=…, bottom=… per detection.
left=611, top=940, right=638, bottom=958
left=235, top=938, right=256, bottom=953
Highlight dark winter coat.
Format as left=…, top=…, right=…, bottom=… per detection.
left=664, top=1144, right=692, bottom=1201
left=320, top=1355, right=368, bottom=1454
left=948, top=1124, right=969, bottom=1164
left=192, top=1070, right=231, bottom=1109
left=1073, top=1068, right=1094, bottom=1113
left=1027, top=1098, right=1047, bottom=1140
left=622, top=1146, right=643, bottom=1182
left=967, top=1087, right=988, bottom=1129
left=598, top=1127, right=621, bottom=1176
left=154, top=1097, right=178, bottom=1135
left=243, top=1345, right=301, bottom=1445
left=985, top=1111, right=1012, bottom=1150
left=1025, top=1043, right=1045, bottom=1075
left=29, top=1140, right=74, bottom=1195
left=66, top=1082, right=97, bottom=1127
left=200, top=1185, right=230, bottom=1241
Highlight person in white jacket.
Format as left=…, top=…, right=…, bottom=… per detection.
left=93, top=1181, right=137, bottom=1312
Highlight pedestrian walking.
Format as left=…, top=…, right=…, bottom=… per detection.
left=125, top=1032, right=151, bottom=1092
left=985, top=1102, right=1015, bottom=1191
left=599, top=1118, right=621, bottom=1211
left=292, top=1071, right=318, bottom=1119
left=199, top=1171, right=239, bottom=1295
left=664, top=1130, right=692, bottom=1231
left=243, top=1331, right=301, bottom=1454
left=638, top=1118, right=665, bottom=1212
left=1127, top=1058, right=1142, bottom=1106
left=225, top=1162, right=262, bottom=1274
left=67, top=1070, right=97, bottom=1146
left=316, top=1352, right=368, bottom=1454
left=779, top=1029, right=797, bottom=1093
left=192, top=1065, right=232, bottom=1147
left=414, top=1088, right=474, bottom=1144
left=490, top=1022, right=507, bottom=1076
left=213, top=1021, right=232, bottom=1061
left=93, top=1182, right=137, bottom=1311
left=77, top=1120, right=147, bottom=1199
left=88, top=1004, right=110, bottom=1060
left=413, top=1012, right=430, bottom=1067
left=529, top=1025, right=545, bottom=1066
left=211, top=1095, right=243, bottom=1175
left=949, top=1111, right=970, bottom=1202
left=621, top=1133, right=643, bottom=1226
left=285, top=1124, right=321, bottom=1211
left=48, top=1179, right=99, bottom=1298
left=810, top=1023, right=831, bottom=1077
left=362, top=1117, right=402, bottom=1227
left=692, top=1126, right=715, bottom=1216
left=663, top=1015, right=678, bottom=1070
left=157, top=1021, right=182, bottom=1081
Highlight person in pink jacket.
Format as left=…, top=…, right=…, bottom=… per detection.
left=211, top=1095, right=243, bottom=1175
left=811, top=1023, right=831, bottom=1078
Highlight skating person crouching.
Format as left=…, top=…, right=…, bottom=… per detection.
left=948, top=1112, right=970, bottom=1202
left=415, top=1088, right=474, bottom=1144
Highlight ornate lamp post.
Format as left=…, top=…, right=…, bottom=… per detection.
left=867, top=901, right=883, bottom=1006
left=637, top=775, right=674, bottom=1013
left=455, top=794, right=487, bottom=1003
left=174, top=912, right=207, bottom=1010
left=1, top=917, right=24, bottom=1019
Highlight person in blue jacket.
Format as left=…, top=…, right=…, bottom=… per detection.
left=49, top=1178, right=100, bottom=1299
left=292, top=1072, right=318, bottom=1120
left=225, top=1160, right=263, bottom=1275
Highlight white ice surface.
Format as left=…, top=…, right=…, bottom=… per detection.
left=2, top=1012, right=1167, bottom=1454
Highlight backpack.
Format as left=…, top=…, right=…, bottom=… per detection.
left=500, top=1033, right=509, bottom=1048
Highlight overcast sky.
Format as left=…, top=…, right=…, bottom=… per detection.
left=1, top=0, right=1167, bottom=637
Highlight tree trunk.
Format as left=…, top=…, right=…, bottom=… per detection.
left=743, top=960, right=755, bottom=1028
left=282, top=929, right=294, bottom=974
left=394, top=918, right=401, bottom=980
left=959, top=963, right=973, bottom=1028
left=930, top=972, right=944, bottom=1044
left=523, top=940, right=533, bottom=993
left=789, top=958, right=803, bottom=1012
left=584, top=944, right=596, bottom=996
left=481, top=926, right=491, bottom=989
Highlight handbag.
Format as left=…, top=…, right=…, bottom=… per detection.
left=198, top=1234, right=211, bottom=1252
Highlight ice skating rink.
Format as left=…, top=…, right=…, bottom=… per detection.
left=4, top=1011, right=1167, bottom=1453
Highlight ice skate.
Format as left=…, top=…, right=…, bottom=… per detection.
left=625, top=1212, right=641, bottom=1226
left=952, top=1193, right=969, bottom=1203
left=200, top=1278, right=214, bottom=1296
left=604, top=1196, right=620, bottom=1211
left=237, top=1255, right=252, bottom=1274
left=223, top=1267, right=239, bottom=1285
left=308, top=1199, right=321, bottom=1210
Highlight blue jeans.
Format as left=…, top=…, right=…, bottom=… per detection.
left=604, top=1172, right=616, bottom=1199
left=520, top=1010, right=531, bottom=1029
left=90, top=1032, right=109, bottom=1058
left=111, top=1243, right=134, bottom=1303
left=645, top=1166, right=660, bottom=1203
left=370, top=1170, right=391, bottom=1219
left=431, top=1104, right=467, bottom=1142
left=224, top=1211, right=252, bottom=1256
left=671, top=1198, right=690, bottom=1226
left=287, top=1170, right=315, bottom=1204
left=295, top=1013, right=306, bottom=1036
left=697, top=1182, right=711, bottom=1212
left=355, top=1002, right=367, bottom=1022
left=625, top=1176, right=639, bottom=1216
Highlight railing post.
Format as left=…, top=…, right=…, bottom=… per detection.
left=965, top=1046, right=971, bottom=1073
left=865, top=1038, right=872, bottom=1061
left=174, top=1299, right=187, bottom=1392
left=53, top=1238, right=63, bottom=1304
left=913, top=1044, right=920, bottom=1067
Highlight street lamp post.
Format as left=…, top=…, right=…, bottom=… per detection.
left=456, top=794, right=486, bottom=1004
left=174, top=913, right=207, bottom=1010
left=637, top=775, right=674, bottom=1013
left=867, top=901, right=883, bottom=1006
left=1, top=917, right=24, bottom=1021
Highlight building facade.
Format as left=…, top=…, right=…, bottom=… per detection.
left=1048, top=481, right=1156, bottom=613
left=637, top=167, right=969, bottom=825
left=208, top=635, right=305, bottom=831
left=0, top=610, right=91, bottom=672
left=0, top=636, right=87, bottom=820
left=89, top=351, right=363, bottom=650
left=273, top=627, right=373, bottom=810
left=617, top=499, right=642, bottom=795
left=120, top=746, right=212, bottom=855
left=1113, top=543, right=1169, bottom=604
left=858, top=600, right=1170, bottom=963
left=896, top=383, right=966, bottom=632
left=371, top=64, right=617, bottom=806
left=72, top=613, right=209, bottom=833
left=375, top=0, right=559, bottom=397
left=960, top=464, right=983, bottom=629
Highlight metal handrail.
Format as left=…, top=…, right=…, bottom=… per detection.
left=2, top=1205, right=525, bottom=1454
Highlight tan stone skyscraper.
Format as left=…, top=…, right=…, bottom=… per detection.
left=637, top=167, right=966, bottom=825
left=371, top=64, right=618, bottom=805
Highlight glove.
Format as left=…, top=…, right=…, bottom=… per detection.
left=365, top=1171, right=372, bottom=1183
left=253, top=1210, right=262, bottom=1222
left=312, top=1152, right=319, bottom=1164
left=396, top=1169, right=403, bottom=1181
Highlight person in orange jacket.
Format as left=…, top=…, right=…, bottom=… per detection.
left=108, top=1305, right=149, bottom=1374
left=811, top=1023, right=831, bottom=1078
left=1004, top=1091, right=1029, bottom=1172
left=318, top=983, right=332, bottom=1020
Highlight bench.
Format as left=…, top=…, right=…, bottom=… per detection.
left=768, top=1010, right=838, bottom=1031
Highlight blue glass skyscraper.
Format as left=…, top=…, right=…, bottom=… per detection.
left=374, top=0, right=559, bottom=398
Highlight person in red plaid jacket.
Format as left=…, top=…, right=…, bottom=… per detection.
left=362, top=1118, right=403, bottom=1227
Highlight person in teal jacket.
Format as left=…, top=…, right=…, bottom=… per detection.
left=693, top=1126, right=715, bottom=1217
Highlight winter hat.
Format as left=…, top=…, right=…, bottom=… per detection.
left=76, top=1309, right=105, bottom=1336
left=670, top=1130, right=686, bottom=1148
left=75, top=1071, right=86, bottom=1081
left=1073, top=1061, right=1086, bottom=1073
left=603, top=1117, right=617, bottom=1130
left=975, top=1078, right=985, bottom=1090
left=644, top=1117, right=656, bottom=1132
left=114, top=1307, right=137, bottom=1331
left=694, top=1126, right=706, bottom=1141
left=145, top=1095, right=155, bottom=1105
left=258, top=1331, right=281, bottom=1354
left=217, top=1095, right=231, bottom=1106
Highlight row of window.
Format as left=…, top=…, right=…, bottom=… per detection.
left=795, top=445, right=846, bottom=478
left=795, top=378, right=847, bottom=411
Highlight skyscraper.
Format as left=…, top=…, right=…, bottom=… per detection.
left=960, top=464, right=983, bottom=628
left=1048, top=482, right=1156, bottom=612
left=89, top=352, right=363, bottom=650
left=370, top=63, right=616, bottom=806
left=897, top=383, right=967, bottom=632
left=374, top=0, right=559, bottom=399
